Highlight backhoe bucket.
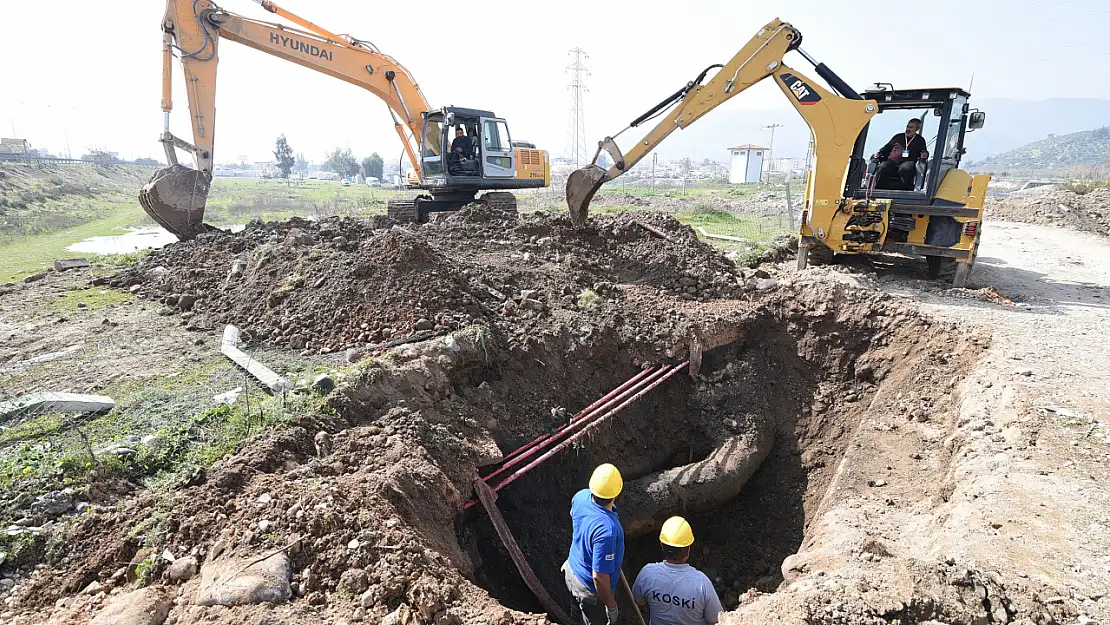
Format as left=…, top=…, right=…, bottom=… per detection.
left=138, top=164, right=212, bottom=241
left=565, top=165, right=609, bottom=227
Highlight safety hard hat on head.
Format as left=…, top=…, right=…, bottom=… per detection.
left=659, top=516, right=694, bottom=548
left=589, top=463, right=623, bottom=499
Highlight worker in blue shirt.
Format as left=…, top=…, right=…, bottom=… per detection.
left=561, top=463, right=625, bottom=625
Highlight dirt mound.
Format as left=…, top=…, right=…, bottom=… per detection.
left=986, top=186, right=1110, bottom=236
left=117, top=212, right=749, bottom=354
left=14, top=260, right=1023, bottom=625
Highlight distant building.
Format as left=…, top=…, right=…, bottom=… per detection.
left=0, top=138, right=30, bottom=155
left=727, top=145, right=767, bottom=183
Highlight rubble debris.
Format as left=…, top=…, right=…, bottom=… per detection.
left=30, top=490, right=74, bottom=516
left=195, top=553, right=293, bottom=606
left=89, top=586, right=172, bottom=625
left=220, top=325, right=294, bottom=393
left=0, top=391, right=115, bottom=423
left=53, top=258, right=91, bottom=272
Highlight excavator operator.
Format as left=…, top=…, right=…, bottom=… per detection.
left=451, top=126, right=475, bottom=157
left=874, top=118, right=928, bottom=190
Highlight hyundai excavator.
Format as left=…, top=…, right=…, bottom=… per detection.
left=141, top=0, right=550, bottom=240
left=566, top=19, right=989, bottom=287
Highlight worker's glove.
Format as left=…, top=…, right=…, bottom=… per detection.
left=605, top=605, right=619, bottom=624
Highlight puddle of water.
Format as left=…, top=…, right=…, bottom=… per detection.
left=66, top=225, right=244, bottom=255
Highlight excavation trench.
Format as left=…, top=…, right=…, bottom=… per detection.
left=456, top=306, right=881, bottom=621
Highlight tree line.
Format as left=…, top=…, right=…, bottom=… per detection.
left=273, top=135, right=384, bottom=180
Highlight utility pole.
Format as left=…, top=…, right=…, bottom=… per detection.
left=762, top=123, right=783, bottom=182
left=565, top=48, right=589, bottom=168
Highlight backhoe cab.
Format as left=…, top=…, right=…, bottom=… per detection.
left=798, top=85, right=989, bottom=287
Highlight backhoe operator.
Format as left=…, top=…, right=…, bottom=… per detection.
left=562, top=464, right=625, bottom=625
left=632, top=516, right=723, bottom=625
left=874, top=118, right=928, bottom=190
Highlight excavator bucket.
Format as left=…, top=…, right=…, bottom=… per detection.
left=138, top=164, right=213, bottom=241
left=565, top=165, right=609, bottom=227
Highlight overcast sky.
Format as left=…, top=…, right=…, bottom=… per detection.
left=2, top=0, right=1108, bottom=164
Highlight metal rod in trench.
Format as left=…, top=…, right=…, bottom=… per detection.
left=620, top=569, right=648, bottom=625
left=462, top=365, right=678, bottom=511
left=497, top=366, right=659, bottom=467
left=473, top=479, right=573, bottom=625
left=484, top=365, right=668, bottom=485
left=490, top=361, right=690, bottom=495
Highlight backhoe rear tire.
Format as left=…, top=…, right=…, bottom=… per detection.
left=798, top=243, right=834, bottom=270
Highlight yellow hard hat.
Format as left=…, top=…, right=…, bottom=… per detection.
left=589, top=463, right=623, bottom=499
left=659, top=516, right=694, bottom=548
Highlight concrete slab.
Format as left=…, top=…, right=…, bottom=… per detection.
left=54, top=258, right=90, bottom=272
left=220, top=326, right=294, bottom=394
left=0, top=392, right=115, bottom=423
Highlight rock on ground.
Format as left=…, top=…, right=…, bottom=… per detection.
left=89, top=587, right=171, bottom=625
left=194, top=553, right=292, bottom=606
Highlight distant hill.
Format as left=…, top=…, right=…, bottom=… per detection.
left=650, top=97, right=1110, bottom=165
left=969, top=127, right=1110, bottom=177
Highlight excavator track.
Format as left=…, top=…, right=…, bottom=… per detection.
left=387, top=197, right=419, bottom=223
left=479, top=191, right=518, bottom=218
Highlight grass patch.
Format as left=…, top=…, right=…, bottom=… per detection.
left=0, top=203, right=148, bottom=282
left=1060, top=180, right=1109, bottom=195
left=674, top=205, right=790, bottom=244
left=203, top=178, right=395, bottom=223
left=576, top=289, right=601, bottom=311
left=0, top=351, right=331, bottom=520
left=50, top=287, right=133, bottom=313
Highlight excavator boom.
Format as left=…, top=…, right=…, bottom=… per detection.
left=142, top=0, right=431, bottom=239
left=565, top=19, right=877, bottom=226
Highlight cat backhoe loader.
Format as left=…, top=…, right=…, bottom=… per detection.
left=142, top=0, right=550, bottom=240
left=566, top=18, right=989, bottom=287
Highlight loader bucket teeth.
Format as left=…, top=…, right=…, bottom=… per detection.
left=138, top=164, right=213, bottom=241
left=565, top=165, right=609, bottom=227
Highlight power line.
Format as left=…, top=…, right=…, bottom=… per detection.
left=982, top=39, right=1110, bottom=57
left=939, top=0, right=1081, bottom=24
left=565, top=47, right=589, bottom=168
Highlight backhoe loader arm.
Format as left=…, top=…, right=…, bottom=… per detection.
left=142, top=0, right=433, bottom=239
left=565, top=18, right=879, bottom=226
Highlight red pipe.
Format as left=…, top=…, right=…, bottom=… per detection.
left=489, top=361, right=689, bottom=496
left=497, top=366, right=658, bottom=466
left=482, top=365, right=673, bottom=486
left=462, top=362, right=688, bottom=511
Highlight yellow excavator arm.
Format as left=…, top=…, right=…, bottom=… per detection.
left=565, top=18, right=879, bottom=226
left=142, top=0, right=433, bottom=238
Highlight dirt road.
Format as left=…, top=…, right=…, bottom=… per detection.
left=899, top=221, right=1110, bottom=622
left=727, top=221, right=1110, bottom=623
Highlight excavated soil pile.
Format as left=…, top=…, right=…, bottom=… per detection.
left=19, top=230, right=1014, bottom=625
left=986, top=186, right=1110, bottom=236
left=117, top=210, right=746, bottom=354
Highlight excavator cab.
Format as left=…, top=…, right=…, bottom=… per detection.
left=388, top=106, right=547, bottom=222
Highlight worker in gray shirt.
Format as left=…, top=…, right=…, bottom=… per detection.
left=632, top=516, right=723, bottom=625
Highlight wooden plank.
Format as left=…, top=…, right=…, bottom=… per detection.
left=473, top=479, right=572, bottom=625
left=220, top=326, right=295, bottom=394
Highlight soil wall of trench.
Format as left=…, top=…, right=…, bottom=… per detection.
left=16, top=211, right=1012, bottom=625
